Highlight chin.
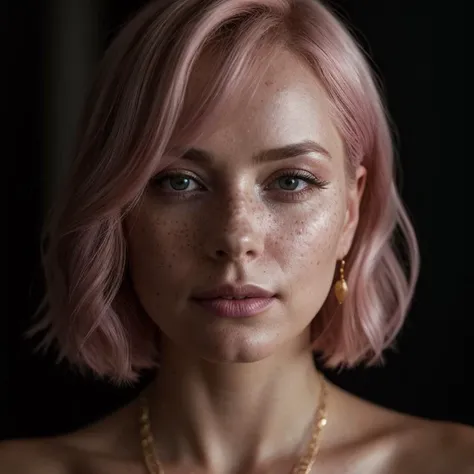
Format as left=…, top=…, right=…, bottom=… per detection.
left=199, top=345, right=282, bottom=365
left=169, top=326, right=288, bottom=365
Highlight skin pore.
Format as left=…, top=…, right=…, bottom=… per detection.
left=123, top=48, right=366, bottom=473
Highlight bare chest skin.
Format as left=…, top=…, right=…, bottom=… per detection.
left=42, top=415, right=473, bottom=474
left=47, top=436, right=470, bottom=474
left=0, top=427, right=471, bottom=474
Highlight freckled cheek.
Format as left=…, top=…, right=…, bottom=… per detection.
left=268, top=202, right=343, bottom=273
left=127, top=214, right=197, bottom=282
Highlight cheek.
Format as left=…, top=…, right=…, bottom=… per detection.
left=268, top=192, right=344, bottom=317
left=268, top=192, right=344, bottom=273
left=126, top=211, right=199, bottom=304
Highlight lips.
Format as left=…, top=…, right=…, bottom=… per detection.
left=192, top=284, right=277, bottom=318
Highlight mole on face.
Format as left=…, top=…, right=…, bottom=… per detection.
left=125, top=50, right=359, bottom=363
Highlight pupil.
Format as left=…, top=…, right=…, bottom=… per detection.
left=280, top=177, right=298, bottom=190
left=171, top=176, right=189, bottom=190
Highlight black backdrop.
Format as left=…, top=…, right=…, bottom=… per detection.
left=5, top=0, right=471, bottom=441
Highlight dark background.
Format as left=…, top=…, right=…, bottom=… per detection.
left=4, top=0, right=470, bottom=441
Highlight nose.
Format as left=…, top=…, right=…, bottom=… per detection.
left=204, top=196, right=265, bottom=263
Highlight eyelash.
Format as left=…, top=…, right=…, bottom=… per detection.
left=150, top=169, right=329, bottom=201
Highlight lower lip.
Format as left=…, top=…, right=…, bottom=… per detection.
left=193, top=297, right=276, bottom=318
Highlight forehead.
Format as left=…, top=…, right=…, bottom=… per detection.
left=190, top=49, right=343, bottom=159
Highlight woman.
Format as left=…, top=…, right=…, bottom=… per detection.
left=2, top=0, right=473, bottom=472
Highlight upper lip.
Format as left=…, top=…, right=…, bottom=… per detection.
left=193, top=284, right=276, bottom=300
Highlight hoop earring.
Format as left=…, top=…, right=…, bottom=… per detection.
left=334, top=259, right=348, bottom=304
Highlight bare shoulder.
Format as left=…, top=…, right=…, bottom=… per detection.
left=327, top=383, right=474, bottom=474
left=365, top=398, right=474, bottom=473
left=389, top=417, right=474, bottom=473
left=0, top=437, right=72, bottom=474
left=0, top=398, right=145, bottom=474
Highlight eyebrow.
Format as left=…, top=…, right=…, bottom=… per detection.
left=176, top=140, right=332, bottom=164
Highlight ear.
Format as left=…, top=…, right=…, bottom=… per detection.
left=338, top=165, right=367, bottom=258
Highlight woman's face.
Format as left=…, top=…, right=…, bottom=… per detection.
left=126, top=50, right=366, bottom=363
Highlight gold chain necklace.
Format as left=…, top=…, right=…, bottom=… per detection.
left=139, top=372, right=328, bottom=474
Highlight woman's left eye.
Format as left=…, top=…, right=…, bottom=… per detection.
left=267, top=172, right=329, bottom=192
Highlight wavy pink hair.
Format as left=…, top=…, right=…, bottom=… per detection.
left=27, top=0, right=420, bottom=386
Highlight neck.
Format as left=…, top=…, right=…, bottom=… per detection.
left=142, top=335, right=326, bottom=474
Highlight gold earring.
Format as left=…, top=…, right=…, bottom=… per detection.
left=334, top=259, right=348, bottom=304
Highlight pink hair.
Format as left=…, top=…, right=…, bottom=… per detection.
left=27, top=0, right=419, bottom=385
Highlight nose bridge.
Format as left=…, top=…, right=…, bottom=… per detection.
left=207, top=186, right=264, bottom=261
left=223, top=191, right=256, bottom=233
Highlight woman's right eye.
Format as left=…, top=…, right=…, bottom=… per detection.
left=151, top=173, right=203, bottom=192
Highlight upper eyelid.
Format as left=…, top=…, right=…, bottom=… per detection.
left=153, top=170, right=202, bottom=182
left=155, top=167, right=318, bottom=178
left=152, top=168, right=325, bottom=187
